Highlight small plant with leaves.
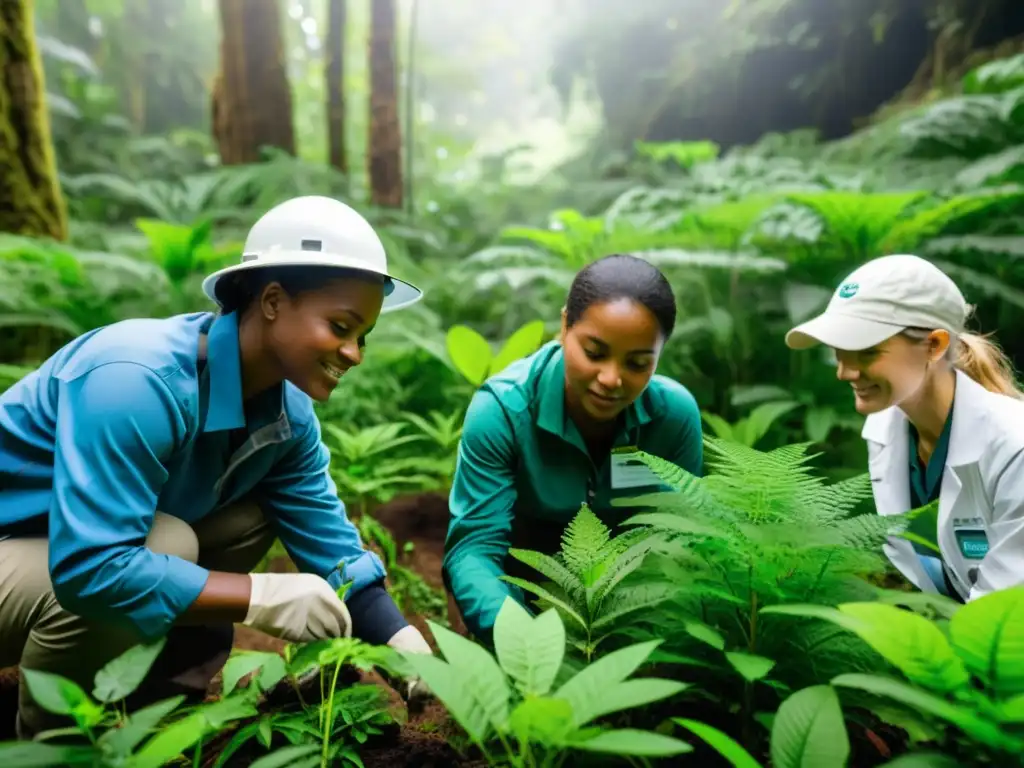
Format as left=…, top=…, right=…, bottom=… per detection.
left=764, top=586, right=1024, bottom=765
left=611, top=437, right=907, bottom=751
left=499, top=502, right=672, bottom=661
left=398, top=596, right=693, bottom=766
left=212, top=636, right=410, bottom=767
left=0, top=638, right=257, bottom=768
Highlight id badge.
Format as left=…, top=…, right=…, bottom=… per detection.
left=954, top=528, right=989, bottom=560
left=610, top=446, right=662, bottom=490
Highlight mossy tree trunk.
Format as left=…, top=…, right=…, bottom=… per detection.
left=212, top=0, right=295, bottom=165
left=368, top=0, right=402, bottom=208
left=0, top=0, right=68, bottom=240
left=326, top=0, right=347, bottom=176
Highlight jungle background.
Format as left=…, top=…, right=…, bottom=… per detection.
left=4, top=0, right=1024, bottom=570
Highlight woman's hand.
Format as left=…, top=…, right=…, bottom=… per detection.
left=243, top=573, right=352, bottom=643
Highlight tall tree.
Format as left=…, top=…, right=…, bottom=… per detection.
left=368, top=0, right=402, bottom=208
left=212, top=0, right=295, bottom=165
left=325, top=0, right=347, bottom=175
left=0, top=0, right=68, bottom=240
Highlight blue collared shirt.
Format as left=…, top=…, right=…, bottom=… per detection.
left=0, top=311, right=386, bottom=639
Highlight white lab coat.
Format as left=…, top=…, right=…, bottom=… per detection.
left=862, top=369, right=1024, bottom=601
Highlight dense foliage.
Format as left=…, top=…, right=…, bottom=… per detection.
left=3, top=1, right=1024, bottom=763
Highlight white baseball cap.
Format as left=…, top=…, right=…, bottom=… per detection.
left=785, top=254, right=969, bottom=351
left=202, top=195, right=423, bottom=313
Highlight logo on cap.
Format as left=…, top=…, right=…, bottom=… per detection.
left=838, top=282, right=859, bottom=299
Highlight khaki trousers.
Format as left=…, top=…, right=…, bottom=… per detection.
left=0, top=502, right=275, bottom=737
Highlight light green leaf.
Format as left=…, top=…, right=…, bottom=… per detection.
left=725, top=652, right=776, bottom=682
left=132, top=711, right=208, bottom=768
left=500, top=575, right=589, bottom=631
left=673, top=718, right=763, bottom=767
left=429, top=620, right=511, bottom=732
left=445, top=325, right=492, bottom=386
left=92, top=638, right=167, bottom=703
left=248, top=743, right=320, bottom=768
left=491, top=320, right=546, bottom=375
left=21, top=669, right=103, bottom=728
left=507, top=697, right=575, bottom=746
left=879, top=752, right=964, bottom=767
left=0, top=742, right=96, bottom=766
left=832, top=673, right=1019, bottom=751
left=493, top=599, right=565, bottom=697
left=684, top=620, right=726, bottom=651
left=555, top=640, right=661, bottom=727
left=398, top=654, right=492, bottom=742
left=770, top=685, right=850, bottom=768
left=570, top=728, right=693, bottom=756
left=98, top=695, right=185, bottom=756
left=222, top=651, right=288, bottom=696
left=762, top=602, right=968, bottom=693
left=948, top=585, right=1024, bottom=698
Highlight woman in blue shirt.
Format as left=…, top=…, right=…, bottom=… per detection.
left=443, top=254, right=705, bottom=644
left=0, top=196, right=432, bottom=737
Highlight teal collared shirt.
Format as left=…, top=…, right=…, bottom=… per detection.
left=0, top=311, right=384, bottom=639
left=443, top=341, right=704, bottom=640
left=907, top=409, right=953, bottom=594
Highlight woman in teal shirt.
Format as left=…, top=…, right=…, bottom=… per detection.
left=443, top=254, right=704, bottom=642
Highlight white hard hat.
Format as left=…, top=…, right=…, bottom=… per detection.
left=785, top=254, right=968, bottom=351
left=201, top=195, right=422, bottom=313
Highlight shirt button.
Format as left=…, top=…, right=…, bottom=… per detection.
left=587, top=489, right=595, bottom=500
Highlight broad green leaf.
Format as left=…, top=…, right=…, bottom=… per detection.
left=684, top=620, right=726, bottom=651
left=673, top=718, right=762, bottom=767
left=98, top=695, right=185, bottom=756
left=948, top=585, right=1024, bottom=698
left=445, top=325, right=492, bottom=385
left=501, top=575, right=588, bottom=630
left=249, top=743, right=320, bottom=768
left=577, top=678, right=688, bottom=725
left=555, top=640, right=660, bottom=727
left=21, top=669, right=103, bottom=727
left=832, top=673, right=1019, bottom=751
left=92, top=637, right=167, bottom=703
left=222, top=650, right=288, bottom=696
left=132, top=711, right=208, bottom=768
left=507, top=697, right=575, bottom=746
left=570, top=728, right=693, bottom=756
left=0, top=742, right=96, bottom=766
left=428, top=620, right=511, bottom=732
left=399, top=653, right=492, bottom=742
left=725, top=652, right=776, bottom=682
left=770, top=685, right=849, bottom=768
left=879, top=752, right=964, bottom=767
left=493, top=600, right=565, bottom=697
left=491, top=320, right=546, bottom=375
left=762, top=602, right=968, bottom=693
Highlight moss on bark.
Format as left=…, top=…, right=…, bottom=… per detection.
left=0, top=0, right=69, bottom=240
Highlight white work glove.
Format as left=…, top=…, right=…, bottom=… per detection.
left=386, top=625, right=434, bottom=707
left=244, top=573, right=352, bottom=644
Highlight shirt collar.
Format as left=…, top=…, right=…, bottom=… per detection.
left=534, top=343, right=653, bottom=441
left=202, top=311, right=286, bottom=433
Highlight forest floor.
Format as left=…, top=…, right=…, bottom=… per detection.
left=0, top=491, right=479, bottom=766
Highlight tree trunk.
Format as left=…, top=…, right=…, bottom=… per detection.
left=213, top=0, right=295, bottom=165
left=0, top=0, right=68, bottom=240
left=325, top=0, right=347, bottom=175
left=368, top=0, right=402, bottom=208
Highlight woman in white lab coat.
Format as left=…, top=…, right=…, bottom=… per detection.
left=785, top=253, right=1024, bottom=603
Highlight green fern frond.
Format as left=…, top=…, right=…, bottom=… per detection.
left=506, top=548, right=583, bottom=604
left=559, top=503, right=611, bottom=585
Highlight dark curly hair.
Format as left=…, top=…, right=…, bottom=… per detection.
left=564, top=254, right=676, bottom=337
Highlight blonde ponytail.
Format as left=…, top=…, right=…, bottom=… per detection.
left=954, top=332, right=1024, bottom=399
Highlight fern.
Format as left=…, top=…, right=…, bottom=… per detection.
left=500, top=503, right=670, bottom=661
left=611, top=438, right=903, bottom=724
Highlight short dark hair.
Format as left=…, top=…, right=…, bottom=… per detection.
left=564, top=254, right=676, bottom=337
left=216, top=265, right=390, bottom=315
